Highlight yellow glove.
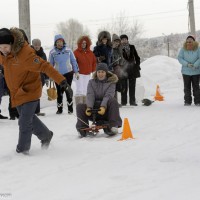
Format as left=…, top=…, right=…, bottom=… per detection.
left=85, top=108, right=92, bottom=116
left=98, top=107, right=106, bottom=115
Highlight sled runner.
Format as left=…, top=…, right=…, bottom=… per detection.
left=79, top=108, right=113, bottom=137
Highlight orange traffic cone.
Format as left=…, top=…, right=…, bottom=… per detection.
left=118, top=118, right=134, bottom=141
left=154, top=84, right=164, bottom=101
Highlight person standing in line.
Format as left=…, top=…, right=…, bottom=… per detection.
left=49, top=34, right=79, bottom=114
left=31, top=38, right=48, bottom=116
left=73, top=35, right=96, bottom=105
left=93, top=31, right=112, bottom=71
left=120, top=34, right=141, bottom=106
left=111, top=34, right=125, bottom=106
left=178, top=35, right=200, bottom=106
left=0, top=64, right=8, bottom=119
left=0, top=27, right=72, bottom=154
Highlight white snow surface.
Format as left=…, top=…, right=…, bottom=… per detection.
left=1, top=55, right=200, bottom=200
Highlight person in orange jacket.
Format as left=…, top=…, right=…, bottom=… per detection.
left=73, top=35, right=96, bottom=104
left=0, top=27, right=72, bottom=154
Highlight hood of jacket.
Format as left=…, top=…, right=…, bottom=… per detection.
left=97, top=31, right=112, bottom=47
left=183, top=41, right=199, bottom=50
left=77, top=35, right=92, bottom=51
left=10, top=27, right=25, bottom=55
left=54, top=34, right=66, bottom=46
left=92, top=71, right=118, bottom=83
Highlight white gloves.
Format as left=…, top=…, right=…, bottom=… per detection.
left=75, top=72, right=80, bottom=80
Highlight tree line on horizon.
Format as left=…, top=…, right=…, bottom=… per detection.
left=55, top=12, right=200, bottom=62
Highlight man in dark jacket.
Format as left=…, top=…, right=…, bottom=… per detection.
left=76, top=63, right=122, bottom=137
left=31, top=38, right=48, bottom=116
left=120, top=34, right=141, bottom=106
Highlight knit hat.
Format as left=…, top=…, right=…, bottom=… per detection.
left=32, top=38, right=41, bottom=46
left=112, top=33, right=121, bottom=42
left=120, top=34, right=128, bottom=40
left=96, top=63, right=108, bottom=73
left=186, top=35, right=195, bottom=41
left=0, top=28, right=14, bottom=45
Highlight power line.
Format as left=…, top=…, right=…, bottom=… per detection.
left=81, top=8, right=197, bottom=24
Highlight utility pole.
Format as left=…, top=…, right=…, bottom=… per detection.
left=188, top=0, right=196, bottom=35
left=18, top=0, right=31, bottom=42
left=162, top=33, right=170, bottom=57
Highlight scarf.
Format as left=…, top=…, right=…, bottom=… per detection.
left=122, top=43, right=130, bottom=58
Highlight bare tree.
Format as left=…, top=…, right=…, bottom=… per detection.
left=97, top=11, right=144, bottom=43
left=128, top=20, right=144, bottom=42
left=110, top=11, right=130, bottom=35
left=56, top=19, right=89, bottom=50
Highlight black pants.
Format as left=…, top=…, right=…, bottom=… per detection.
left=55, top=71, right=74, bottom=112
left=35, top=99, right=41, bottom=114
left=76, top=98, right=122, bottom=130
left=121, top=77, right=136, bottom=105
left=182, top=74, right=200, bottom=104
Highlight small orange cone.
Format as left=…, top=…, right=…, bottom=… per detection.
left=118, top=118, right=134, bottom=141
left=154, top=84, right=164, bottom=101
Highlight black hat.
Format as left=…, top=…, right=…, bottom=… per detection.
left=96, top=63, right=108, bottom=73
left=0, top=28, right=14, bottom=45
left=120, top=34, right=128, bottom=40
left=186, top=35, right=195, bottom=41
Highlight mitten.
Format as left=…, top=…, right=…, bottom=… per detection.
left=59, top=79, right=73, bottom=98
left=85, top=108, right=92, bottom=116
left=98, top=106, right=106, bottom=115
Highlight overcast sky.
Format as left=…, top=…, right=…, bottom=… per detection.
left=1, top=0, right=200, bottom=46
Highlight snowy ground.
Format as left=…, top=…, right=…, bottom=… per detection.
left=1, top=56, right=200, bottom=200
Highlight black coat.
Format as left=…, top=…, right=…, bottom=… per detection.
left=122, top=45, right=141, bottom=78
left=93, top=44, right=112, bottom=70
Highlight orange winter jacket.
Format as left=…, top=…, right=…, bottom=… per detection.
left=73, top=36, right=96, bottom=75
left=0, top=28, right=65, bottom=107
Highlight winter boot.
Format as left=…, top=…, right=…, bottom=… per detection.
left=77, top=129, right=88, bottom=137
left=41, top=131, right=53, bottom=149
left=36, top=112, right=46, bottom=116
left=68, top=101, right=73, bottom=114
left=56, top=103, right=63, bottom=114
left=16, top=148, right=29, bottom=155
left=0, top=114, right=8, bottom=119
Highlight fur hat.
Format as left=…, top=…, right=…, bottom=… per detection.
left=186, top=35, right=195, bottom=41
left=120, top=34, right=128, bottom=40
left=96, top=63, right=108, bottom=73
left=0, top=28, right=14, bottom=45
